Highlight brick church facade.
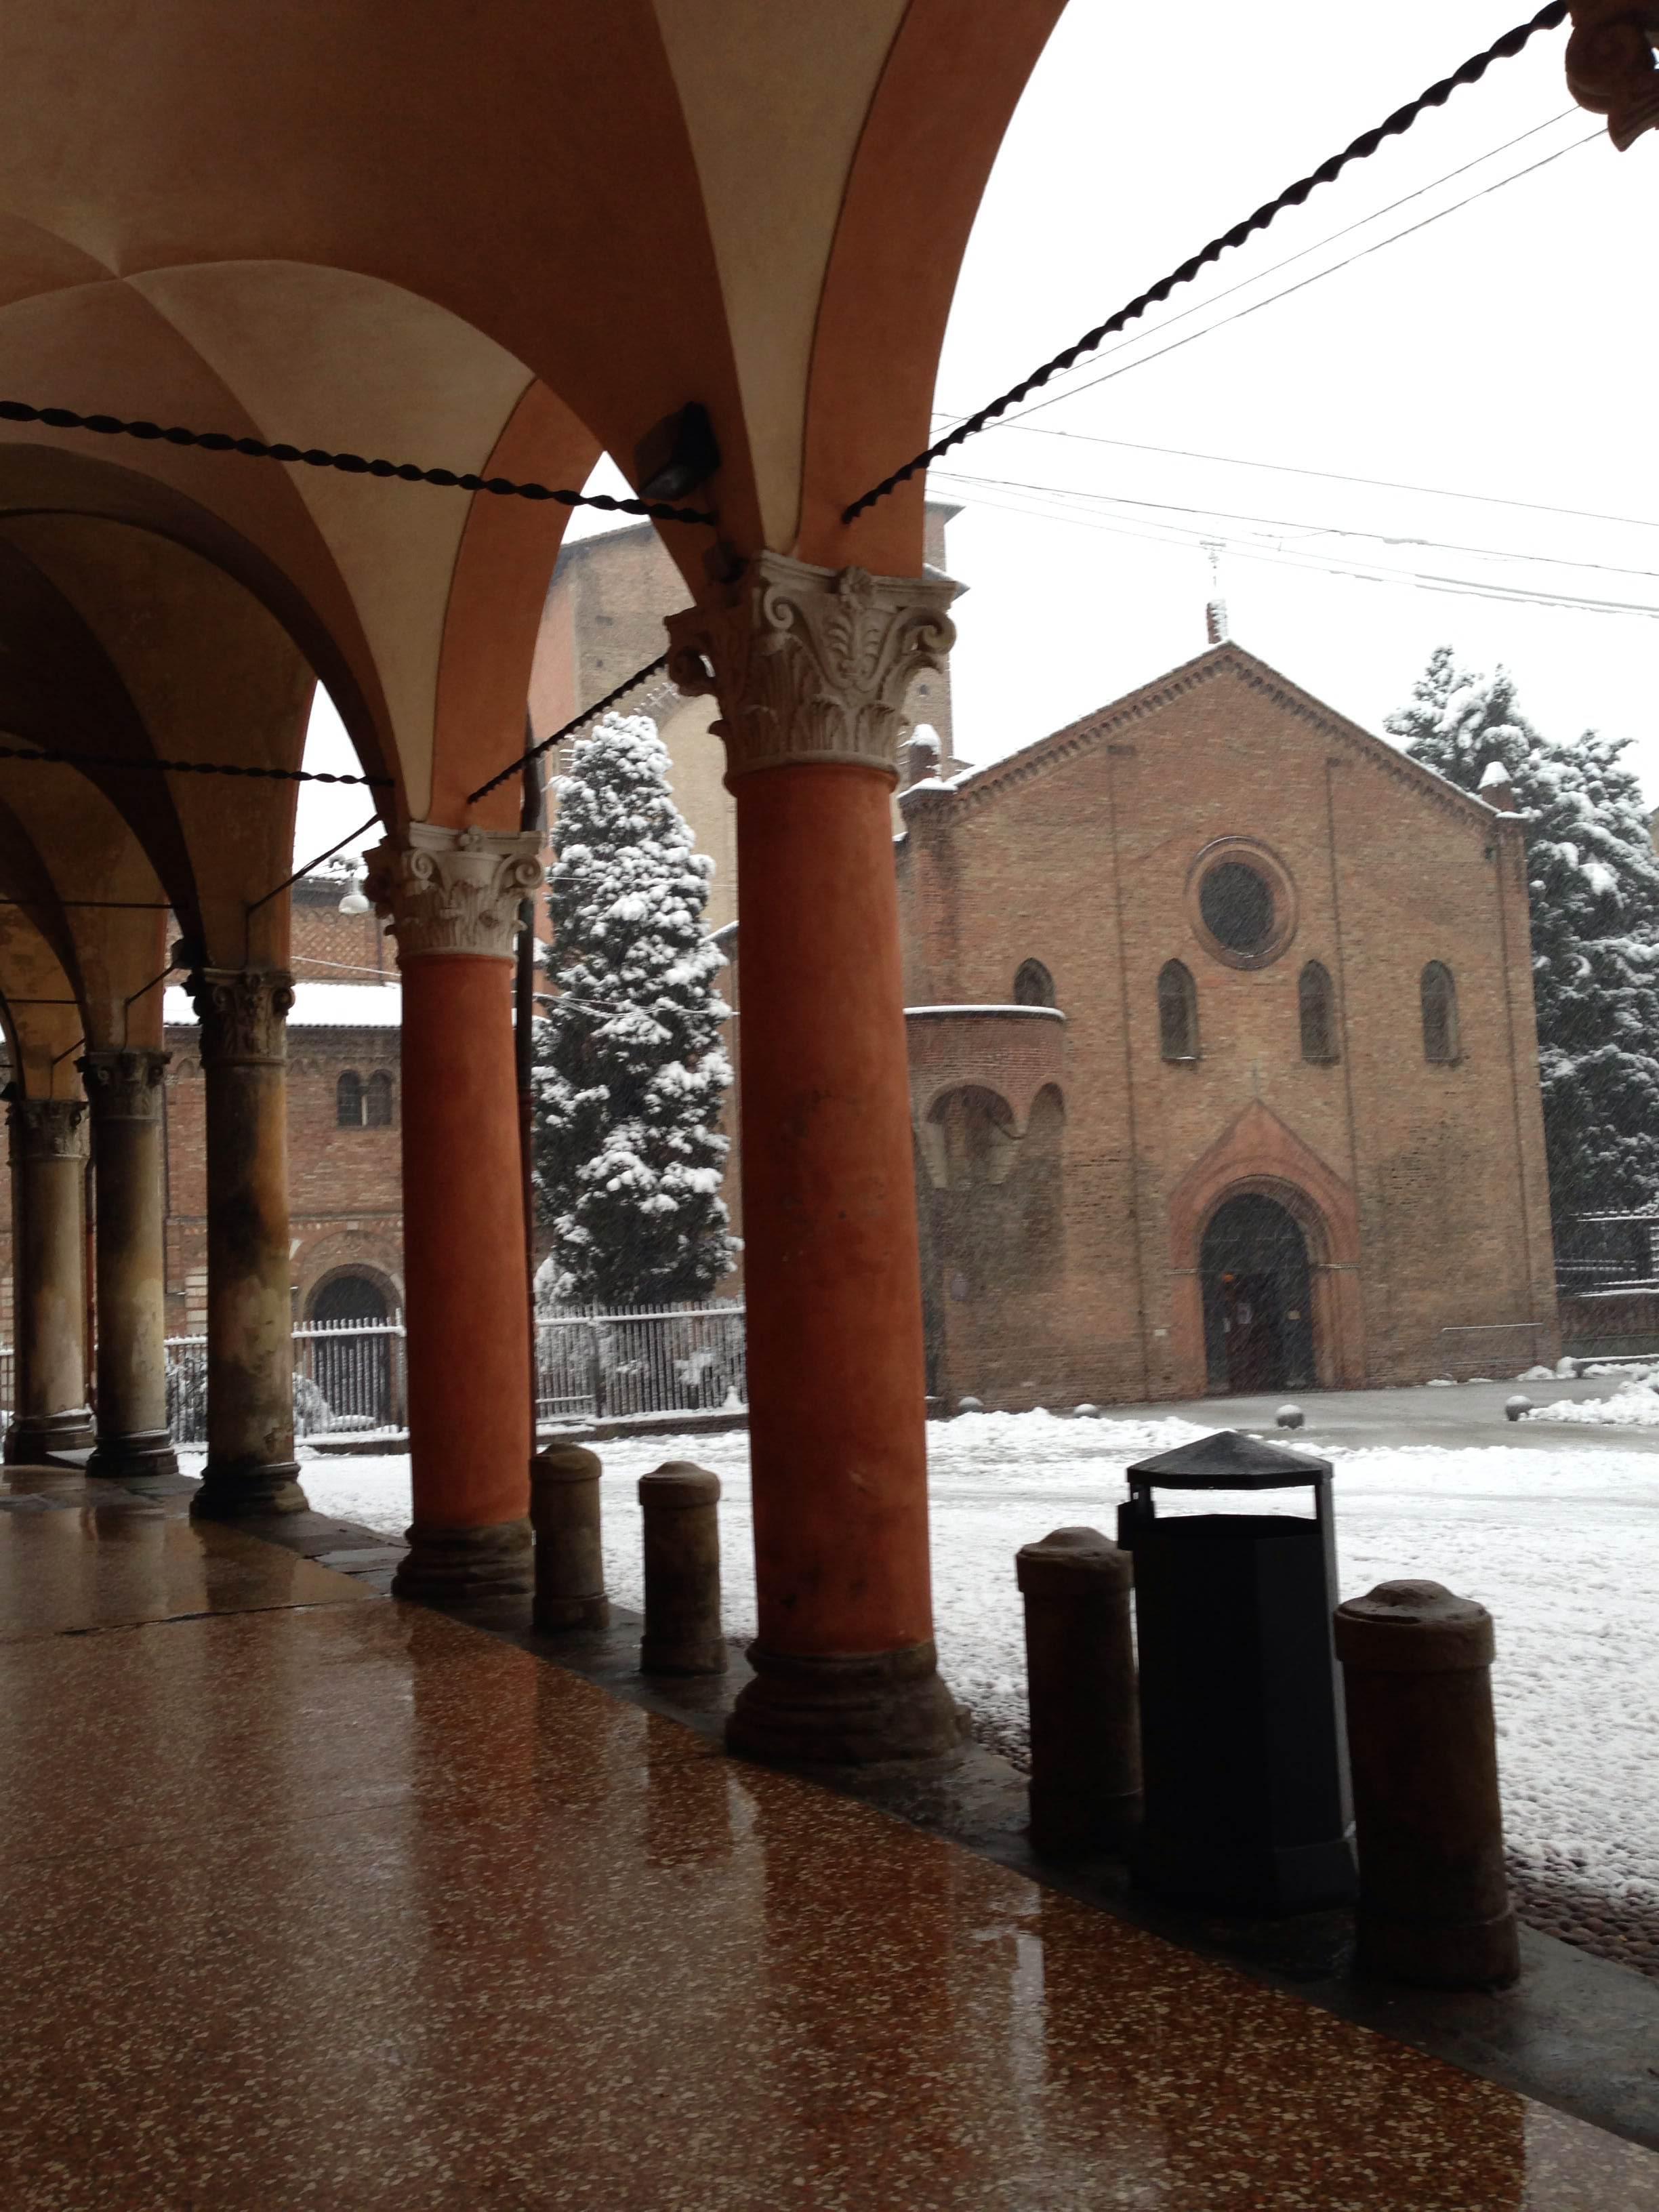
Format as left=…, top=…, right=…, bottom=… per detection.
left=896, top=642, right=1559, bottom=1405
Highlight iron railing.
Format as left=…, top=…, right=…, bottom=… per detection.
left=1555, top=1212, right=1659, bottom=1295
left=535, top=1302, right=747, bottom=1425
left=164, top=1320, right=410, bottom=1446
left=150, top=1303, right=746, bottom=1446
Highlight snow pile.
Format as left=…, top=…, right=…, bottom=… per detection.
left=1527, top=1369, right=1659, bottom=1427
left=285, top=1407, right=1659, bottom=1919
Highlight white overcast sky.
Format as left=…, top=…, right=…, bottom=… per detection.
left=298, top=0, right=1656, bottom=868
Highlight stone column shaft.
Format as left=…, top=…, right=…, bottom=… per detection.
left=79, top=1049, right=178, bottom=1481
left=5, top=1096, right=95, bottom=1463
left=187, top=969, right=306, bottom=1517
left=367, top=821, right=542, bottom=1599
left=668, top=554, right=962, bottom=1765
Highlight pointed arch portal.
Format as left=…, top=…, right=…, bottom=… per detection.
left=1165, top=1101, right=1366, bottom=1397
left=1201, top=1192, right=1313, bottom=1394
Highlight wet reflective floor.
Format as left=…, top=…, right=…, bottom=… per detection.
left=1, top=1477, right=1656, bottom=2209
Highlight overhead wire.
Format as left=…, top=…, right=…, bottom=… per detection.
left=933, top=421, right=1659, bottom=538
left=969, top=129, right=1601, bottom=430
left=941, top=474, right=1659, bottom=621
left=933, top=468, right=1659, bottom=587
left=842, top=1, right=1573, bottom=518
left=929, top=108, right=1582, bottom=441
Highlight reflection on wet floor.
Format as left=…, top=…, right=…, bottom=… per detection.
left=0, top=1467, right=372, bottom=1641
left=0, top=1547, right=1656, bottom=2211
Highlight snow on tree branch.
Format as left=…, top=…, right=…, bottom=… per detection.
left=1389, top=647, right=1659, bottom=1216
left=532, top=713, right=737, bottom=1305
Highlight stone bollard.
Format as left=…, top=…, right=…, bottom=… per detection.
left=639, top=1461, right=726, bottom=1675
left=1015, top=1527, right=1142, bottom=1859
left=530, top=1442, right=611, bottom=1632
left=1334, top=1580, right=1519, bottom=1990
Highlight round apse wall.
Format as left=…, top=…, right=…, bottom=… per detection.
left=1187, top=839, right=1298, bottom=970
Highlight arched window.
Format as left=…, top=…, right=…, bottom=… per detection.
left=1421, top=962, right=1460, bottom=1065
left=928, top=1086, right=1017, bottom=1190
left=1158, top=960, right=1199, bottom=1062
left=335, top=1070, right=363, bottom=1127
left=1012, top=959, right=1056, bottom=1008
left=365, top=1071, right=394, bottom=1128
left=1298, top=961, right=1338, bottom=1063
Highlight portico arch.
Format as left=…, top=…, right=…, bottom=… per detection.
left=1165, top=1101, right=1364, bottom=1396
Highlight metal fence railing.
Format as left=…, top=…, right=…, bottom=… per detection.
left=535, top=1302, right=747, bottom=1425
left=165, top=1320, right=409, bottom=1447
left=11, top=1303, right=745, bottom=1452
left=1555, top=1212, right=1659, bottom=1296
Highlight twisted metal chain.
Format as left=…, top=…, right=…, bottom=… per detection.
left=467, top=649, right=675, bottom=804
left=843, top=1, right=1572, bottom=523
left=0, top=399, right=717, bottom=529
left=0, top=739, right=390, bottom=787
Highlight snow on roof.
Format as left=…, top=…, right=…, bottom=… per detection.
left=1479, top=759, right=1513, bottom=790
left=904, top=1004, right=1065, bottom=1022
left=165, top=982, right=403, bottom=1030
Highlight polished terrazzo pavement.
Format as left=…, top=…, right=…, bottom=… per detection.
left=1, top=1475, right=1656, bottom=2209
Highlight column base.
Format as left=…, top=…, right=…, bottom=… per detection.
left=726, top=1639, right=964, bottom=1769
left=87, top=1429, right=180, bottom=1484
left=392, top=1517, right=534, bottom=1603
left=1356, top=1904, right=1521, bottom=1991
left=190, top=1457, right=310, bottom=1518
left=5, top=1409, right=96, bottom=1464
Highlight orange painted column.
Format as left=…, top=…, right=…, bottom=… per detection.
left=668, top=553, right=962, bottom=1764
left=368, top=823, right=543, bottom=1600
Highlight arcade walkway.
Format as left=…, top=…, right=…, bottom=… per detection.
left=3, top=1469, right=1656, bottom=2211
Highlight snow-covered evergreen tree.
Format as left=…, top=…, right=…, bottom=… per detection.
left=1387, top=647, right=1659, bottom=1216
left=532, top=714, right=735, bottom=1305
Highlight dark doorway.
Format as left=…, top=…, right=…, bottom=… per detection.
left=306, top=1273, right=393, bottom=1426
left=1200, top=1193, right=1314, bottom=1395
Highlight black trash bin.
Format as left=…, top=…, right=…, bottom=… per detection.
left=1118, top=1429, right=1355, bottom=1914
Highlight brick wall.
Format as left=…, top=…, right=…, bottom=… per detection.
left=895, top=643, right=1559, bottom=1406
left=161, top=1014, right=403, bottom=1337
left=289, top=878, right=394, bottom=983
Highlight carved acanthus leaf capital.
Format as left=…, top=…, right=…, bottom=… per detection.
left=665, top=552, right=958, bottom=781
left=365, top=823, right=542, bottom=962
left=78, top=1048, right=170, bottom=1122
left=186, top=969, right=294, bottom=1067
left=7, top=1096, right=89, bottom=1162
left=1567, top=1, right=1659, bottom=146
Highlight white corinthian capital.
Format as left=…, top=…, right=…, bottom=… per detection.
left=365, top=823, right=543, bottom=962
left=665, top=552, right=958, bottom=780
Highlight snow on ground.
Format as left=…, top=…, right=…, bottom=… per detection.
left=285, top=1410, right=1659, bottom=1927
left=1528, top=1366, right=1659, bottom=1427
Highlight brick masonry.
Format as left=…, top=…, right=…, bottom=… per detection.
left=895, top=642, right=1559, bottom=1406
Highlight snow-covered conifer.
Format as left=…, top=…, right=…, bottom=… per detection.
left=1388, top=648, right=1659, bottom=1215
left=533, top=713, right=735, bottom=1305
